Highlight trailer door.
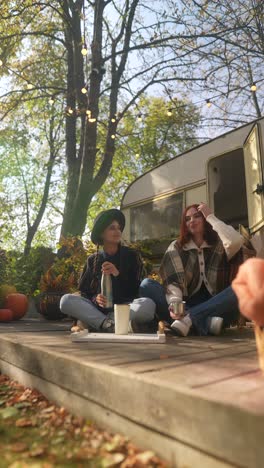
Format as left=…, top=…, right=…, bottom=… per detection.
left=243, top=124, right=264, bottom=234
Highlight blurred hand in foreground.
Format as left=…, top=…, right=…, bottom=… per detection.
left=232, top=258, right=264, bottom=326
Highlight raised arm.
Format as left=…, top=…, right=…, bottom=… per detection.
left=198, top=203, right=244, bottom=260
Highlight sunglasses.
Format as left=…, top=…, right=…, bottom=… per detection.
left=185, top=212, right=203, bottom=222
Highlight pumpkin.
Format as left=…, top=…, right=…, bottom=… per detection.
left=0, top=309, right=14, bottom=322
left=4, top=293, right=28, bottom=320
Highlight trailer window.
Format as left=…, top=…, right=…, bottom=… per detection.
left=130, top=192, right=183, bottom=242
left=207, top=148, right=248, bottom=228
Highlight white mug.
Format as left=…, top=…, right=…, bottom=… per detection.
left=114, top=304, right=130, bottom=335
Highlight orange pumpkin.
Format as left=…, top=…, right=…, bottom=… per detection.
left=4, top=293, right=28, bottom=320
left=0, top=309, right=14, bottom=322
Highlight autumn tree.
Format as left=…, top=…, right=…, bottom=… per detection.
left=2, top=0, right=263, bottom=248
left=167, top=0, right=264, bottom=130
left=0, top=0, right=206, bottom=241
left=87, top=94, right=200, bottom=229
left=0, top=103, right=65, bottom=253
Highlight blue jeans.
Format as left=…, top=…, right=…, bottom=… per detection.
left=139, top=278, right=239, bottom=335
left=60, top=294, right=156, bottom=331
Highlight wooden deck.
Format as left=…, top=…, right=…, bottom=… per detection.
left=0, top=318, right=263, bottom=468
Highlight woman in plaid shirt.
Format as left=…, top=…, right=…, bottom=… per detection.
left=140, top=202, right=250, bottom=336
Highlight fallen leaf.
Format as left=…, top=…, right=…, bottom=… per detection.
left=15, top=417, right=36, bottom=427
left=0, top=375, right=8, bottom=383
left=41, top=406, right=55, bottom=414
left=29, top=446, right=46, bottom=457
left=90, top=438, right=101, bottom=449
left=10, top=442, right=28, bottom=453
left=101, top=453, right=126, bottom=467
left=104, top=434, right=126, bottom=452
left=74, top=447, right=97, bottom=461
left=135, top=450, right=156, bottom=463
left=51, top=437, right=65, bottom=446
left=159, top=354, right=170, bottom=360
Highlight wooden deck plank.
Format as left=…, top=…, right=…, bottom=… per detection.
left=117, top=345, right=256, bottom=373
left=2, top=329, right=257, bottom=372
left=144, top=351, right=257, bottom=388
left=0, top=321, right=263, bottom=467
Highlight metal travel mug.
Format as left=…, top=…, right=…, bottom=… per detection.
left=170, top=298, right=186, bottom=318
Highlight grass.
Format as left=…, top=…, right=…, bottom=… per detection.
left=0, top=374, right=168, bottom=468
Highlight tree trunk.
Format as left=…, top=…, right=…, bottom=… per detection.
left=60, top=0, right=108, bottom=238
left=23, top=114, right=58, bottom=256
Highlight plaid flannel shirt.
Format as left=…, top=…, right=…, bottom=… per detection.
left=159, top=238, right=252, bottom=300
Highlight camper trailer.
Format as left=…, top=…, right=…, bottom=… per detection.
left=121, top=117, right=264, bottom=259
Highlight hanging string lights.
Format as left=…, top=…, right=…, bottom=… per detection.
left=1, top=0, right=262, bottom=132
left=81, top=85, right=88, bottom=94
left=1, top=37, right=262, bottom=133
left=81, top=43, right=88, bottom=56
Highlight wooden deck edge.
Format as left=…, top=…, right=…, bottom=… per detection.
left=0, top=336, right=261, bottom=468
left=0, top=358, right=238, bottom=468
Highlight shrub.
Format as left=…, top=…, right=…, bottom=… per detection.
left=3, top=247, right=55, bottom=296
left=37, top=237, right=94, bottom=295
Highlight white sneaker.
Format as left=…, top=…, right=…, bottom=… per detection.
left=171, top=315, right=192, bottom=337
left=208, top=317, right=223, bottom=336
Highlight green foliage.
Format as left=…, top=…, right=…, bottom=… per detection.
left=3, top=247, right=55, bottom=296
left=87, top=94, right=200, bottom=234
left=122, top=95, right=200, bottom=171
left=0, top=249, right=8, bottom=284
left=0, top=104, right=65, bottom=251
left=125, top=238, right=170, bottom=282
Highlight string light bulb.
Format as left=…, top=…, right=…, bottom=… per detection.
left=49, top=96, right=55, bottom=105
left=81, top=43, right=88, bottom=56
left=167, top=108, right=172, bottom=116
left=67, top=107, right=73, bottom=115
left=111, top=115, right=116, bottom=123
left=111, top=134, right=116, bottom=139
left=86, top=109, right=91, bottom=116
left=251, top=83, right=257, bottom=92
left=137, top=113, right=142, bottom=122
left=206, top=99, right=212, bottom=108
left=81, top=86, right=88, bottom=94
left=88, top=117, right=96, bottom=123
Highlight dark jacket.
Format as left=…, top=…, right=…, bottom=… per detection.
left=78, top=245, right=143, bottom=304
